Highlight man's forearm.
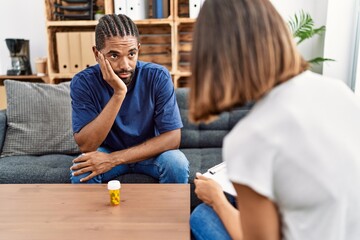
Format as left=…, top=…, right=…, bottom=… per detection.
left=109, top=129, right=181, bottom=165
left=74, top=94, right=125, bottom=152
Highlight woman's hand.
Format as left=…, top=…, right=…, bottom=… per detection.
left=194, top=172, right=228, bottom=207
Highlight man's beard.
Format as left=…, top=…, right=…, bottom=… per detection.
left=115, top=69, right=135, bottom=86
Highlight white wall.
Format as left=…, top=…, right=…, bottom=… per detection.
left=351, top=0, right=360, bottom=94
left=323, top=0, right=358, bottom=86
left=271, top=0, right=358, bottom=86
left=271, top=0, right=328, bottom=74
left=0, top=0, right=47, bottom=75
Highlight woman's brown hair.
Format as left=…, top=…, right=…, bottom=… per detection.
left=189, top=0, right=308, bottom=123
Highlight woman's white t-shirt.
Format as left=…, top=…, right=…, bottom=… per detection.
left=225, top=71, right=360, bottom=240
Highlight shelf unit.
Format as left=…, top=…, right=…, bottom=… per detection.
left=0, top=75, right=47, bottom=86
left=44, top=0, right=196, bottom=87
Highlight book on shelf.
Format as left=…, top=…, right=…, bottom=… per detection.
left=114, top=0, right=127, bottom=15
left=152, top=0, right=169, bottom=18
left=113, top=0, right=149, bottom=20
left=189, top=0, right=206, bottom=18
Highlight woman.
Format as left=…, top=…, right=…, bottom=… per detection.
left=189, top=0, right=360, bottom=239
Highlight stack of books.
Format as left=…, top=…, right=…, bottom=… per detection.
left=114, top=0, right=170, bottom=20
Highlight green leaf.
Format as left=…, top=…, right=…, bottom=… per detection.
left=313, top=25, right=326, bottom=36
left=288, top=10, right=335, bottom=67
left=308, top=57, right=335, bottom=65
left=288, top=10, right=315, bottom=45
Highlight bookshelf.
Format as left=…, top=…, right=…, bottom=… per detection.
left=44, top=0, right=196, bottom=87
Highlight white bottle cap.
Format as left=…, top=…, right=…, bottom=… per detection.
left=107, top=180, right=121, bottom=190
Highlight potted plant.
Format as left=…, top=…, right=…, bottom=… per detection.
left=288, top=10, right=334, bottom=66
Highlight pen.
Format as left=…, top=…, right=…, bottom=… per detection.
left=209, top=162, right=226, bottom=174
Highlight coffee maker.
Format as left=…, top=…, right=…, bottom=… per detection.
left=5, top=38, right=32, bottom=75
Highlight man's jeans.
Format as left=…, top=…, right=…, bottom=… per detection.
left=70, top=148, right=189, bottom=184
left=190, top=196, right=236, bottom=240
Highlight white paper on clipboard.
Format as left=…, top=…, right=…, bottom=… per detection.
left=203, top=162, right=237, bottom=196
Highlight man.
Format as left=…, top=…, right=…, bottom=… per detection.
left=69, top=14, right=189, bottom=184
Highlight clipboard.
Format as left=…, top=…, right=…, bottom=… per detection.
left=203, top=162, right=237, bottom=196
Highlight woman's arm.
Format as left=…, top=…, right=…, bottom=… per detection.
left=233, top=183, right=281, bottom=240
left=194, top=173, right=243, bottom=239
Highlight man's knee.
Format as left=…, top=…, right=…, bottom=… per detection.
left=161, top=150, right=189, bottom=170
left=70, top=172, right=101, bottom=183
left=70, top=173, right=83, bottom=184
left=159, top=150, right=189, bottom=183
left=70, top=163, right=101, bottom=184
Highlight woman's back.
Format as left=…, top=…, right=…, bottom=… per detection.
left=225, top=71, right=360, bottom=239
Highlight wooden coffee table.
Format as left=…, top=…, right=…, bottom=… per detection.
left=0, top=184, right=190, bottom=240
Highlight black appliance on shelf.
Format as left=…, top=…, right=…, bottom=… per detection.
left=5, top=39, right=32, bottom=76
left=53, top=0, right=95, bottom=20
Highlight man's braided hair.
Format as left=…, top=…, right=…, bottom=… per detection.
left=95, top=14, right=140, bottom=50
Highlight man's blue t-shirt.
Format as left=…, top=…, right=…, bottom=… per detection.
left=70, top=61, right=183, bottom=151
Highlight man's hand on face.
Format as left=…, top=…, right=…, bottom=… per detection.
left=70, top=151, right=115, bottom=183
left=97, top=52, right=127, bottom=97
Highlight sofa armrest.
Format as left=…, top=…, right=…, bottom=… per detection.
left=0, top=110, right=6, bottom=153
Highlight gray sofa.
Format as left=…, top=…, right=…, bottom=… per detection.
left=0, top=87, right=250, bottom=209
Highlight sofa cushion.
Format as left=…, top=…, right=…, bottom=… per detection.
left=180, top=148, right=222, bottom=183
left=176, top=88, right=251, bottom=148
left=0, top=155, right=159, bottom=184
left=181, top=148, right=223, bottom=208
left=116, top=173, right=158, bottom=183
left=0, top=154, right=76, bottom=183
left=0, top=110, right=6, bottom=153
left=1, top=80, right=80, bottom=157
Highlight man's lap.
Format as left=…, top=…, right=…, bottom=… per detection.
left=70, top=149, right=189, bottom=184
